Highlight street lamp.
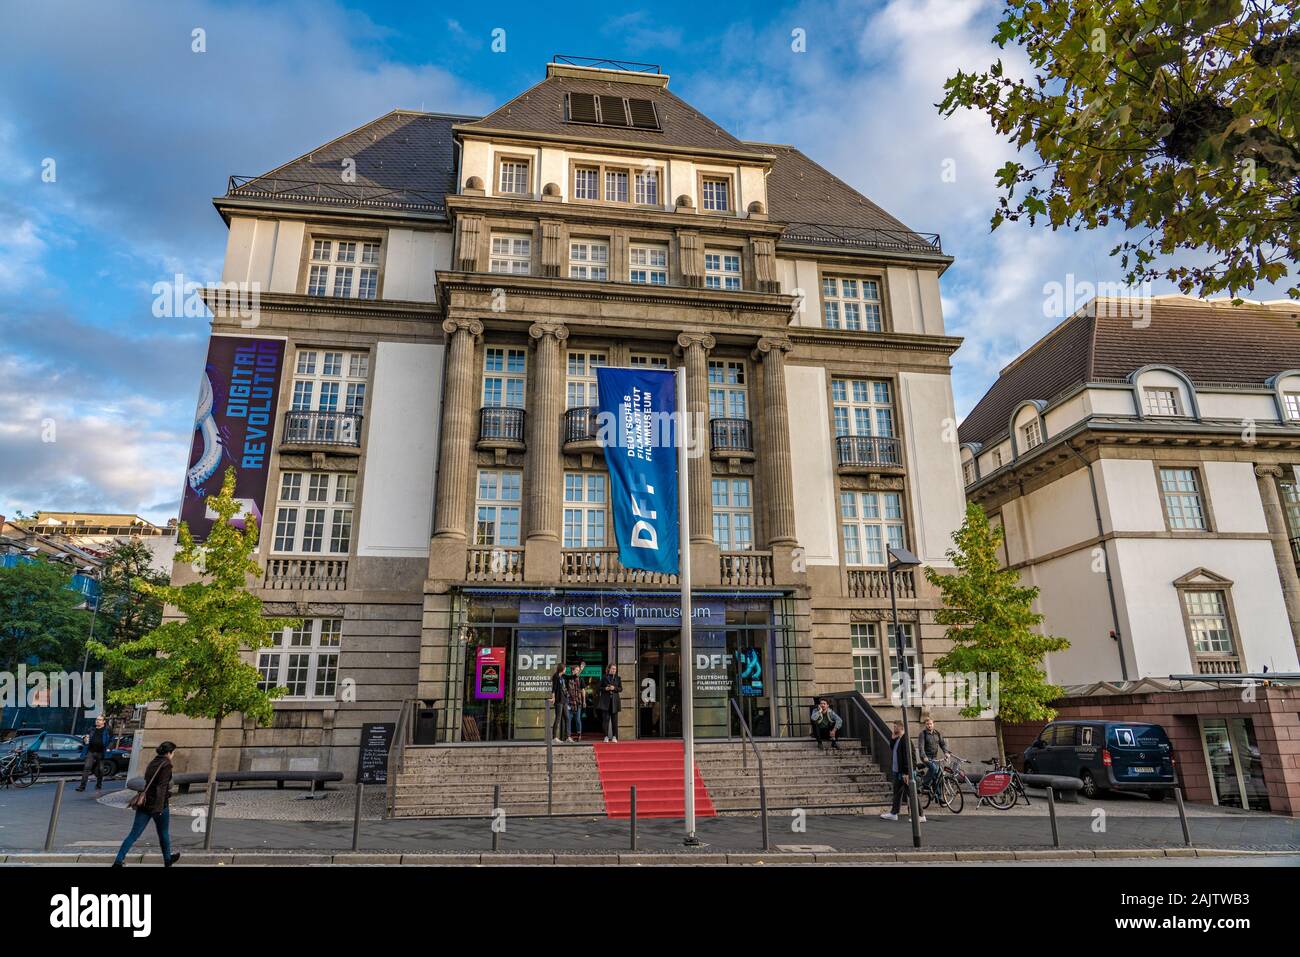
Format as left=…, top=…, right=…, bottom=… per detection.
left=887, top=545, right=923, bottom=849
left=69, top=567, right=102, bottom=733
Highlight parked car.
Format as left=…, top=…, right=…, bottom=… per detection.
left=1022, top=720, right=1177, bottom=799
left=22, top=732, right=128, bottom=779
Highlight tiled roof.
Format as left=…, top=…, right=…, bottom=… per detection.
left=224, top=110, right=476, bottom=215
left=958, top=298, right=1300, bottom=447
left=460, top=74, right=756, bottom=153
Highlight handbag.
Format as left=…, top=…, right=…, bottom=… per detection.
left=127, top=760, right=166, bottom=811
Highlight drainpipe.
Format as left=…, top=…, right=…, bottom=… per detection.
left=1067, top=442, right=1128, bottom=680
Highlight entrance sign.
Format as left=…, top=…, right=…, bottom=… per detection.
left=357, top=722, right=395, bottom=785
left=179, top=335, right=286, bottom=541
left=596, top=367, right=679, bottom=575
left=475, top=646, right=506, bottom=700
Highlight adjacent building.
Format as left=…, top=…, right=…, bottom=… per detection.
left=149, top=58, right=989, bottom=778
left=959, top=296, right=1300, bottom=813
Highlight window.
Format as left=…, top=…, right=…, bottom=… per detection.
left=701, top=177, right=730, bottom=212
left=1021, top=418, right=1042, bottom=451
left=635, top=169, right=660, bottom=206
left=629, top=354, right=670, bottom=369
left=704, top=250, right=742, bottom=290
left=272, top=472, right=355, bottom=554
left=821, top=276, right=883, bottom=331
left=831, top=378, right=893, bottom=438
left=991, top=448, right=1004, bottom=469
left=489, top=234, right=531, bottom=275
left=289, top=349, right=368, bottom=440
left=307, top=239, right=380, bottom=300
left=708, top=361, right=748, bottom=419
left=573, top=166, right=599, bottom=201
left=475, top=470, right=522, bottom=546
left=841, top=491, right=905, bottom=565
left=887, top=622, right=919, bottom=688
left=483, top=347, right=526, bottom=408
left=1160, top=467, right=1207, bottom=530
left=563, top=473, right=607, bottom=548
left=1144, top=387, right=1182, bottom=416
left=1284, top=393, right=1300, bottom=421
left=963, top=460, right=976, bottom=486
left=258, top=619, right=341, bottom=699
left=712, top=478, right=754, bottom=550
left=497, top=158, right=530, bottom=195
left=1183, top=590, right=1236, bottom=655
left=628, top=244, right=668, bottom=285
left=851, top=623, right=882, bottom=696
left=566, top=351, right=606, bottom=409
left=568, top=240, right=609, bottom=280
left=604, top=168, right=629, bottom=203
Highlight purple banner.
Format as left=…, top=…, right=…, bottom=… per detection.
left=179, top=335, right=285, bottom=541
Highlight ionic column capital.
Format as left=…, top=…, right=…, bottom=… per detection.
left=675, top=332, right=716, bottom=354
left=528, top=321, right=570, bottom=343
left=1255, top=464, right=1285, bottom=480
left=751, top=336, right=793, bottom=361
left=441, top=317, right=484, bottom=340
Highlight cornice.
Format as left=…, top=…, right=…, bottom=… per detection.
left=213, top=196, right=450, bottom=229
left=786, top=327, right=963, bottom=357
left=200, top=289, right=441, bottom=322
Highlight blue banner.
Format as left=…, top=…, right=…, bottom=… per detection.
left=596, top=367, right=680, bottom=575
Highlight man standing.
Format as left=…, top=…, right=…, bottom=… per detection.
left=76, top=715, right=110, bottom=792
left=918, top=716, right=949, bottom=798
left=881, top=720, right=925, bottom=823
left=809, top=699, right=842, bottom=750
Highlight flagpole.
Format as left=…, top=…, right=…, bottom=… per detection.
left=676, top=368, right=699, bottom=845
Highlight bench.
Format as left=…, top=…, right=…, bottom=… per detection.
left=127, top=770, right=344, bottom=794
left=967, top=771, right=1084, bottom=803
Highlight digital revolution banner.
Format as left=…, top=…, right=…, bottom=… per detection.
left=595, top=366, right=680, bottom=575
left=179, top=335, right=286, bottom=541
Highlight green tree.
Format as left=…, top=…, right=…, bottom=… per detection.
left=91, top=468, right=295, bottom=786
left=0, top=559, right=87, bottom=673
left=940, top=0, right=1298, bottom=298
left=925, top=502, right=1069, bottom=761
left=94, top=538, right=168, bottom=695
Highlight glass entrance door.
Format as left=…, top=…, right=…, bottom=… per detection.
left=564, top=628, right=608, bottom=740
left=1201, top=716, right=1270, bottom=811
left=637, top=629, right=682, bottom=738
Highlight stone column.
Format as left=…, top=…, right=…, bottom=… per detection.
left=1255, top=464, right=1300, bottom=649
left=676, top=332, right=715, bottom=544
left=524, top=321, right=568, bottom=580
left=428, top=317, right=482, bottom=580
left=753, top=337, right=797, bottom=545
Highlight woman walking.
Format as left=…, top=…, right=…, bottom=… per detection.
left=550, top=663, right=569, bottom=743
left=113, top=741, right=180, bottom=867
left=597, top=663, right=623, bottom=743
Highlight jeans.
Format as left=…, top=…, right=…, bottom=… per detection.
left=115, top=807, right=172, bottom=864
left=922, top=758, right=941, bottom=794
left=552, top=701, right=567, bottom=740
left=890, top=772, right=910, bottom=815
left=812, top=723, right=838, bottom=746
left=568, top=705, right=583, bottom=737
left=602, top=710, right=619, bottom=739
left=78, top=753, right=104, bottom=789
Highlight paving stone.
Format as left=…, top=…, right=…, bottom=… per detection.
left=725, top=852, right=816, bottom=864
left=231, top=853, right=332, bottom=866
left=332, top=853, right=404, bottom=865
left=1013, top=849, right=1095, bottom=860
left=815, top=851, right=898, bottom=863
left=618, top=852, right=729, bottom=865
left=954, top=850, right=1017, bottom=861
left=1163, top=847, right=1197, bottom=858
left=401, top=853, right=481, bottom=865
left=1093, top=848, right=1159, bottom=859
left=896, top=851, right=958, bottom=861
left=481, top=853, right=556, bottom=864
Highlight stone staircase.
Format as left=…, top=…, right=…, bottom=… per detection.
left=390, top=738, right=890, bottom=819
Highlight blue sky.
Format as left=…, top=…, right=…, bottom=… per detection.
left=0, top=0, right=1291, bottom=525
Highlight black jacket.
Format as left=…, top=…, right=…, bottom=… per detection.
left=918, top=727, right=948, bottom=759
left=85, top=726, right=109, bottom=754
left=597, top=672, right=623, bottom=713
left=889, top=734, right=920, bottom=777
left=138, top=755, right=173, bottom=814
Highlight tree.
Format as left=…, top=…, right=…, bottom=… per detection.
left=940, top=1, right=1298, bottom=298
left=94, top=539, right=168, bottom=695
left=925, top=502, right=1069, bottom=761
left=91, top=468, right=295, bottom=786
left=0, top=559, right=88, bottom=674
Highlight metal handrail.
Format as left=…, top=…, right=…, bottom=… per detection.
left=544, top=697, right=554, bottom=816
left=729, top=698, right=769, bottom=850
left=385, top=697, right=418, bottom=817
left=227, top=175, right=447, bottom=213
left=821, top=690, right=896, bottom=780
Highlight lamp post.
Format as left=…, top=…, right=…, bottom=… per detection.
left=887, top=545, right=923, bottom=849
left=69, top=566, right=101, bottom=733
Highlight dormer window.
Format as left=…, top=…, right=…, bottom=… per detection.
left=1143, top=387, right=1182, bottom=416
left=963, top=460, right=976, bottom=486
left=1284, top=392, right=1300, bottom=421
left=701, top=177, right=730, bottom=212
left=496, top=157, right=531, bottom=195
left=307, top=239, right=380, bottom=300
left=1021, top=419, right=1042, bottom=451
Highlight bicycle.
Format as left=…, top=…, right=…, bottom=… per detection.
left=0, top=744, right=40, bottom=789
left=918, top=753, right=964, bottom=813
left=975, top=756, right=1030, bottom=810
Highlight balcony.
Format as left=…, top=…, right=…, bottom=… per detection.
left=561, top=548, right=678, bottom=586
left=835, top=434, right=903, bottom=473
left=1196, top=657, right=1242, bottom=676
left=477, top=406, right=526, bottom=455
left=264, top=557, right=348, bottom=591
left=281, top=411, right=363, bottom=453
left=709, top=417, right=754, bottom=461
left=719, top=550, right=774, bottom=587
left=467, top=546, right=524, bottom=583
left=563, top=406, right=601, bottom=453
left=847, top=568, right=917, bottom=600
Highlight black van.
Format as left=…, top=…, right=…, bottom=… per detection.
left=1022, top=720, right=1177, bottom=799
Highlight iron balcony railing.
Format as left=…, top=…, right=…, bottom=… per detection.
left=282, top=410, right=363, bottom=448
left=563, top=406, right=599, bottom=444
left=709, top=417, right=753, bottom=454
left=835, top=434, right=902, bottom=468
left=226, top=175, right=447, bottom=214
left=779, top=222, right=942, bottom=255
left=479, top=406, right=526, bottom=444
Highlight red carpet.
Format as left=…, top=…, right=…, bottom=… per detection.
left=591, top=741, right=716, bottom=818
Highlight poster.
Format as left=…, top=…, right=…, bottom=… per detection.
left=736, top=647, right=764, bottom=697
left=356, top=722, right=395, bottom=785
left=475, top=646, right=506, bottom=700
left=179, top=335, right=286, bottom=541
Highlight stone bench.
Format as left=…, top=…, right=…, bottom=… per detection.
left=128, top=770, right=344, bottom=794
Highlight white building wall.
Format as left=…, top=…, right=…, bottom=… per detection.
left=382, top=228, right=447, bottom=303
left=786, top=364, right=838, bottom=565
left=898, top=371, right=964, bottom=566
left=1203, top=461, right=1268, bottom=533
left=1028, top=547, right=1122, bottom=684
left=1095, top=458, right=1164, bottom=532
left=356, top=342, right=443, bottom=558
left=1197, top=391, right=1277, bottom=421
